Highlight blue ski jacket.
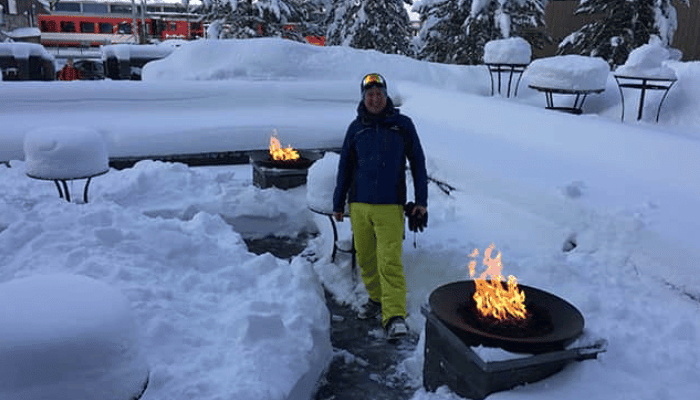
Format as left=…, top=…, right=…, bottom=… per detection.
left=333, top=98, right=428, bottom=213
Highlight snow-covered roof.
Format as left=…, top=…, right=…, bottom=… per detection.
left=102, top=43, right=175, bottom=60
left=0, top=42, right=54, bottom=60
left=3, top=27, right=41, bottom=39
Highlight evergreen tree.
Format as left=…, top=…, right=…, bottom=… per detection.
left=414, top=0, right=547, bottom=65
left=557, top=0, right=688, bottom=67
left=325, top=0, right=414, bottom=56
left=202, top=0, right=315, bottom=41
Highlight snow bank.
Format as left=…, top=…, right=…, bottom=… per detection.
left=24, top=126, right=108, bottom=180
left=306, top=151, right=348, bottom=214
left=102, top=44, right=175, bottom=61
left=524, top=55, right=610, bottom=91
left=483, top=37, right=531, bottom=64
left=141, top=38, right=485, bottom=94
left=615, top=38, right=677, bottom=79
left=0, top=274, right=148, bottom=400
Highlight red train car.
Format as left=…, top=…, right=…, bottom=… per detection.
left=38, top=1, right=203, bottom=48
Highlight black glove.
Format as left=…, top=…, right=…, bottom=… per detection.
left=404, top=202, right=428, bottom=233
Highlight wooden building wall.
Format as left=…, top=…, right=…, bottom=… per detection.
left=538, top=0, right=700, bottom=61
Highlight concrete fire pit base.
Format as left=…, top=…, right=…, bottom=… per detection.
left=422, top=306, right=606, bottom=400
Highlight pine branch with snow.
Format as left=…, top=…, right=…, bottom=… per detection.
left=557, top=0, right=688, bottom=67
left=325, top=0, right=414, bottom=56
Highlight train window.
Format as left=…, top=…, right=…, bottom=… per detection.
left=40, top=20, right=58, bottom=32
left=54, top=3, right=81, bottom=12
left=60, top=21, right=76, bottom=33
left=169, top=22, right=177, bottom=31
left=190, top=22, right=201, bottom=31
left=100, top=23, right=113, bottom=34
left=80, top=22, right=95, bottom=33
left=83, top=3, right=108, bottom=14
left=110, top=5, right=132, bottom=14
left=117, top=23, right=132, bottom=34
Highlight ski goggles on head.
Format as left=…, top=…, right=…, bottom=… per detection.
left=361, top=73, right=386, bottom=91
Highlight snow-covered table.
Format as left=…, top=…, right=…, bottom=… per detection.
left=613, top=75, right=676, bottom=122
left=483, top=37, right=532, bottom=98
left=24, top=127, right=109, bottom=203
left=485, top=63, right=528, bottom=97
left=525, top=55, right=609, bottom=115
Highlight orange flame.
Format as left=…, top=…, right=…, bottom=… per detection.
left=269, top=135, right=299, bottom=161
left=468, top=244, right=527, bottom=321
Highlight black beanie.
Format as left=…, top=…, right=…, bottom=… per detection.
left=361, top=73, right=388, bottom=98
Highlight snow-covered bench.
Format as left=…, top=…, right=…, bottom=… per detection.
left=24, top=126, right=109, bottom=203
left=525, top=55, right=609, bottom=114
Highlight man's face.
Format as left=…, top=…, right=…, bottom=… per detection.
left=364, top=87, right=387, bottom=115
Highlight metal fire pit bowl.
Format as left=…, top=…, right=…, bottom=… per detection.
left=429, top=280, right=584, bottom=354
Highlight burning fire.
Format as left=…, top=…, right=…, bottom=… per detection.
left=269, top=133, right=300, bottom=161
left=468, top=244, right=528, bottom=321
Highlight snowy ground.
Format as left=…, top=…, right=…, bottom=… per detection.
left=1, top=38, right=700, bottom=400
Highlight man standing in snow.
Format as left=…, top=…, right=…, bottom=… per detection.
left=58, top=58, right=81, bottom=81
left=333, top=73, right=428, bottom=341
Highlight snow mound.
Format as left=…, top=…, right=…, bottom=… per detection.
left=0, top=274, right=149, bottom=400
left=525, top=55, right=610, bottom=91
left=615, top=37, right=678, bottom=79
left=306, top=151, right=348, bottom=214
left=24, top=126, right=108, bottom=180
left=0, top=42, right=54, bottom=61
left=483, top=37, right=531, bottom=64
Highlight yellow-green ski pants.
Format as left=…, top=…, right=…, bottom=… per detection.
left=349, top=202, right=406, bottom=327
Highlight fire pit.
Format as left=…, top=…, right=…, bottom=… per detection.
left=429, top=280, right=584, bottom=354
left=423, top=245, right=605, bottom=399
left=250, top=135, right=321, bottom=189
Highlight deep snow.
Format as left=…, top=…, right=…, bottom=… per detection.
left=1, top=38, right=699, bottom=400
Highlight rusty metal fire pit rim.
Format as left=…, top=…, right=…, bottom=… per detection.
left=428, top=280, right=585, bottom=354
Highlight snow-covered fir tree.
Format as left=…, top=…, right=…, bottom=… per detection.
left=325, top=0, right=414, bottom=56
left=203, top=0, right=319, bottom=40
left=557, top=0, right=688, bottom=67
left=414, top=0, right=548, bottom=65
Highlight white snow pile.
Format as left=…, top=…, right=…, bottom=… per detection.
left=615, top=37, right=678, bottom=79
left=24, top=126, right=108, bottom=180
left=0, top=274, right=149, bottom=400
left=524, top=55, right=610, bottom=91
left=3, top=27, right=41, bottom=39
left=483, top=37, right=532, bottom=64
left=141, top=38, right=485, bottom=94
left=306, top=151, right=348, bottom=214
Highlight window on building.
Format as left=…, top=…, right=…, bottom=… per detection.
left=117, top=23, right=132, bottom=34
left=100, top=23, right=113, bottom=34
left=55, top=3, right=81, bottom=12
left=80, top=22, right=95, bottom=33
left=147, top=6, right=162, bottom=12
left=83, top=4, right=108, bottom=14
left=110, top=5, right=132, bottom=14
left=60, top=21, right=76, bottom=33
left=164, top=7, right=179, bottom=14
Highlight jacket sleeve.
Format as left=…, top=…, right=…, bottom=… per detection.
left=333, top=125, right=356, bottom=213
left=403, top=118, right=428, bottom=208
